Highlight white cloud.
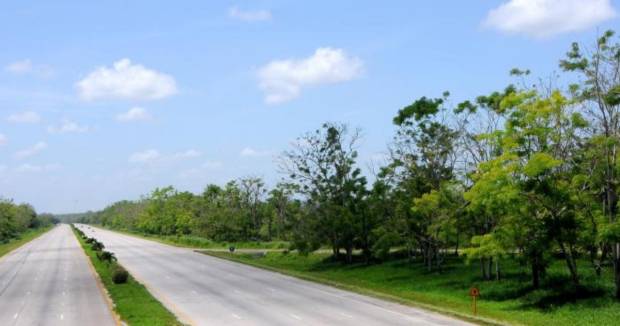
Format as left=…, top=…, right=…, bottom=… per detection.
left=484, top=0, right=617, bottom=38
left=229, top=6, right=272, bottom=22
left=179, top=161, right=223, bottom=179
left=116, top=107, right=152, bottom=122
left=258, top=47, right=363, bottom=104
left=76, top=58, right=177, bottom=101
left=240, top=147, right=272, bottom=157
left=7, top=111, right=41, bottom=124
left=0, top=134, right=6, bottom=146
left=15, top=163, right=61, bottom=173
left=4, top=59, right=53, bottom=77
left=128, top=149, right=201, bottom=164
left=129, top=149, right=161, bottom=164
left=14, top=141, right=47, bottom=160
left=47, top=120, right=90, bottom=134
left=172, top=149, right=202, bottom=160
left=202, top=160, right=223, bottom=169
left=5, top=59, right=32, bottom=74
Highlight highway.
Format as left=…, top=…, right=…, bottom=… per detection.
left=0, top=224, right=116, bottom=326
left=77, top=224, right=473, bottom=326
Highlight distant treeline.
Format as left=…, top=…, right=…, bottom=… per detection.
left=74, top=31, right=620, bottom=299
left=0, top=199, right=58, bottom=243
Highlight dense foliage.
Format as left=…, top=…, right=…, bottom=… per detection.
left=73, top=31, right=620, bottom=300
left=0, top=198, right=57, bottom=243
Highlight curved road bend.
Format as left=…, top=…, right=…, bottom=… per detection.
left=77, top=224, right=474, bottom=326
left=0, top=224, right=116, bottom=326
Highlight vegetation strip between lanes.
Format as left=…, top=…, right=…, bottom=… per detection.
left=200, top=251, right=504, bottom=326
left=0, top=226, right=53, bottom=260
left=71, top=225, right=181, bottom=326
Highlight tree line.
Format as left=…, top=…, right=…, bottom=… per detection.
left=0, top=198, right=58, bottom=243
left=72, top=31, right=620, bottom=299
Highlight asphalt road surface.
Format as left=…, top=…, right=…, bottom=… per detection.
left=77, top=224, right=473, bottom=326
left=0, top=224, right=116, bottom=326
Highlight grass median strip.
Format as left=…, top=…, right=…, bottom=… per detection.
left=71, top=225, right=181, bottom=326
left=0, top=226, right=53, bottom=259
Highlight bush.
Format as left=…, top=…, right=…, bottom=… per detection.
left=97, top=250, right=117, bottom=263
left=112, top=267, right=129, bottom=284
left=85, top=237, right=95, bottom=244
left=91, top=241, right=104, bottom=251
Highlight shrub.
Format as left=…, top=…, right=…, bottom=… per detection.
left=85, top=237, right=95, bottom=244
left=112, top=267, right=129, bottom=284
left=97, top=251, right=117, bottom=263
left=91, top=241, right=104, bottom=251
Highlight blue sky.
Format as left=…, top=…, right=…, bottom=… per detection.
left=0, top=0, right=618, bottom=213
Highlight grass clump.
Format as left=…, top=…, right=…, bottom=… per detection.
left=71, top=224, right=181, bottom=326
left=97, top=250, right=117, bottom=264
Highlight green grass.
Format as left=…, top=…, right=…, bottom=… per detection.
left=95, top=225, right=289, bottom=250
left=0, top=226, right=53, bottom=259
left=71, top=226, right=181, bottom=326
left=203, top=251, right=620, bottom=326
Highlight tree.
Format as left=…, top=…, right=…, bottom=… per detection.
left=267, top=182, right=297, bottom=240
left=379, top=93, right=460, bottom=270
left=281, top=122, right=367, bottom=263
left=560, top=30, right=620, bottom=297
left=239, top=177, right=267, bottom=240
left=466, top=90, right=586, bottom=287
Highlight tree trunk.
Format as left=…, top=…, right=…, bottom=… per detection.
left=532, top=263, right=540, bottom=289
left=614, top=243, right=620, bottom=299
left=558, top=241, right=580, bottom=286
left=346, top=246, right=353, bottom=264
left=454, top=231, right=459, bottom=256
left=332, top=244, right=339, bottom=260
left=495, top=258, right=501, bottom=281
left=426, top=244, right=433, bottom=272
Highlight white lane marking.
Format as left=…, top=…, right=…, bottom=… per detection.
left=340, top=312, right=354, bottom=318
left=290, top=314, right=302, bottom=320
left=60, top=314, right=64, bottom=320
left=13, top=313, right=18, bottom=319
left=233, top=289, right=241, bottom=294
left=232, top=313, right=242, bottom=319
left=191, top=290, right=197, bottom=294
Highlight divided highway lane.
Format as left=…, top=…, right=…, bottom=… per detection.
left=0, top=225, right=116, bottom=326
left=77, top=224, right=474, bottom=326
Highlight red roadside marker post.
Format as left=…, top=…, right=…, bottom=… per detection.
left=469, top=287, right=480, bottom=316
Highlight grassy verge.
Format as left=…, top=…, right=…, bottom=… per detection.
left=0, top=226, right=53, bottom=259
left=202, top=251, right=620, bottom=326
left=71, top=226, right=181, bottom=326
left=93, top=225, right=289, bottom=250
